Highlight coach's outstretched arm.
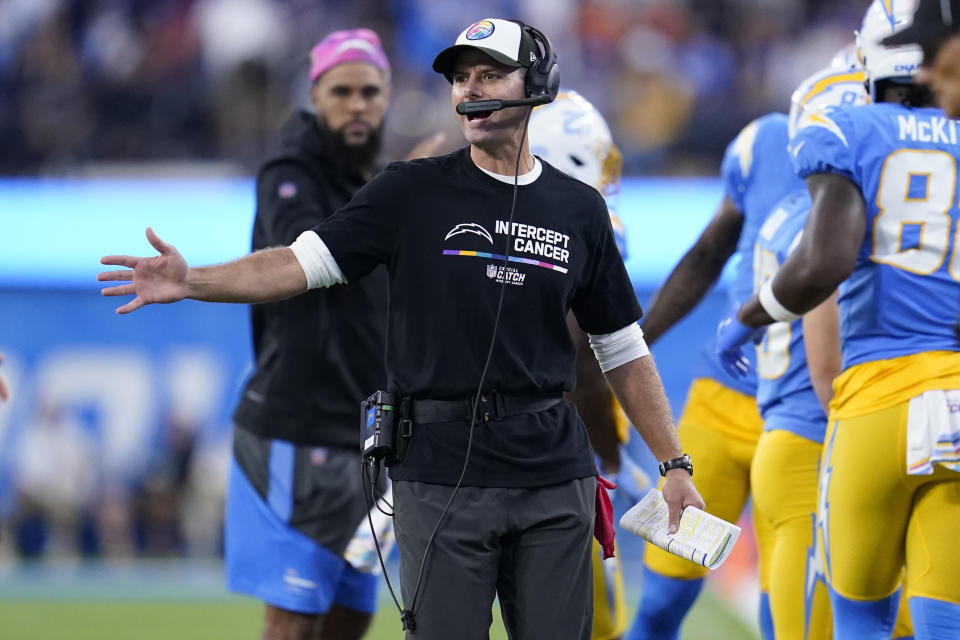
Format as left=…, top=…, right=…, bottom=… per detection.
left=604, top=356, right=705, bottom=533
left=99, top=227, right=309, bottom=314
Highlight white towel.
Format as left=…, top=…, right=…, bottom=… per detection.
left=906, top=389, right=960, bottom=475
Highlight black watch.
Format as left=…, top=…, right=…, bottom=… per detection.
left=659, top=453, right=693, bottom=477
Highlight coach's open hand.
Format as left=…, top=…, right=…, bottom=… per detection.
left=661, top=469, right=704, bottom=535
left=99, top=227, right=188, bottom=314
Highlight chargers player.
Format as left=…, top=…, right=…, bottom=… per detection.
left=719, top=67, right=868, bottom=640
left=725, top=2, right=960, bottom=638
left=626, top=75, right=818, bottom=640
left=530, top=89, right=650, bottom=640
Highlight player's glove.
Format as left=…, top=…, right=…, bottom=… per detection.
left=715, top=315, right=764, bottom=378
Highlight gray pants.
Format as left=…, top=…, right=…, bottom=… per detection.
left=393, top=477, right=596, bottom=640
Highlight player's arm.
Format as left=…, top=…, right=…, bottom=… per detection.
left=802, top=290, right=841, bottom=412
left=99, top=227, right=316, bottom=314
left=565, top=311, right=621, bottom=473
left=641, top=196, right=743, bottom=345
left=603, top=353, right=705, bottom=532
left=739, top=174, right=865, bottom=326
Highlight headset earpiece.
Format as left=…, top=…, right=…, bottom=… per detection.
left=521, top=24, right=559, bottom=104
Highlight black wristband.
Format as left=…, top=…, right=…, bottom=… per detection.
left=659, top=453, right=693, bottom=477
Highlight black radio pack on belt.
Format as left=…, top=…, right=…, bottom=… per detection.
left=361, top=391, right=412, bottom=466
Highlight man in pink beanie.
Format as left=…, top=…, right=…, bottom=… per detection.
left=221, top=28, right=437, bottom=640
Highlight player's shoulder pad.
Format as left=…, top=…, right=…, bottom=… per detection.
left=788, top=104, right=858, bottom=182
left=721, top=112, right=788, bottom=206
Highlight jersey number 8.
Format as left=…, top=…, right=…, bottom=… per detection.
left=873, top=149, right=960, bottom=279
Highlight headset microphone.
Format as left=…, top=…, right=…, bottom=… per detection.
left=456, top=94, right=553, bottom=114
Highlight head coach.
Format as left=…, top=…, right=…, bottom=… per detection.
left=99, top=17, right=704, bottom=639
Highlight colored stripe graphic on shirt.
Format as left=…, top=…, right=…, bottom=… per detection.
left=442, top=249, right=569, bottom=274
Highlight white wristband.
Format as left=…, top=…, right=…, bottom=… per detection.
left=758, top=279, right=800, bottom=323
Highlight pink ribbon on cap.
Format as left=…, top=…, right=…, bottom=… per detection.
left=309, top=28, right=390, bottom=82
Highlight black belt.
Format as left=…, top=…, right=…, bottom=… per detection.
left=412, top=392, right=563, bottom=424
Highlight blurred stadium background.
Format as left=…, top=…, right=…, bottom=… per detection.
left=0, top=0, right=868, bottom=638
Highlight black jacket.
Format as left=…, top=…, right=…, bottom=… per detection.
left=232, top=111, right=387, bottom=447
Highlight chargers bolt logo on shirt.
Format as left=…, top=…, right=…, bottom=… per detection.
left=445, top=222, right=494, bottom=244
left=466, top=20, right=495, bottom=40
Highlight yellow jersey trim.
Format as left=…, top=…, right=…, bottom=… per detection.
left=830, top=351, right=960, bottom=419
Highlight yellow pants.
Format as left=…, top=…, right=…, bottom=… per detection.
left=644, top=379, right=771, bottom=587
left=591, top=538, right=626, bottom=640
left=751, top=429, right=831, bottom=640
left=820, top=403, right=960, bottom=604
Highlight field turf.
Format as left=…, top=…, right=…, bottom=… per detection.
left=0, top=589, right=756, bottom=639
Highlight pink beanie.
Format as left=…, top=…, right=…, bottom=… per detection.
left=308, top=28, right=390, bottom=82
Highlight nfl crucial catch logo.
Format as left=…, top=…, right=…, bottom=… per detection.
left=486, top=264, right=526, bottom=286
left=466, top=20, right=495, bottom=40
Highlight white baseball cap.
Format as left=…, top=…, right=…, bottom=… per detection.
left=432, top=18, right=539, bottom=81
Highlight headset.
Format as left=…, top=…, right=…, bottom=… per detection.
left=456, top=21, right=560, bottom=115
left=367, top=19, right=561, bottom=634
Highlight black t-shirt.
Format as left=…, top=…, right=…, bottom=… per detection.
left=316, top=147, right=642, bottom=486
left=233, top=111, right=387, bottom=448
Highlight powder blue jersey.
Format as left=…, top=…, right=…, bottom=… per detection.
left=691, top=112, right=807, bottom=394
left=753, top=190, right=827, bottom=443
left=791, top=104, right=960, bottom=370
